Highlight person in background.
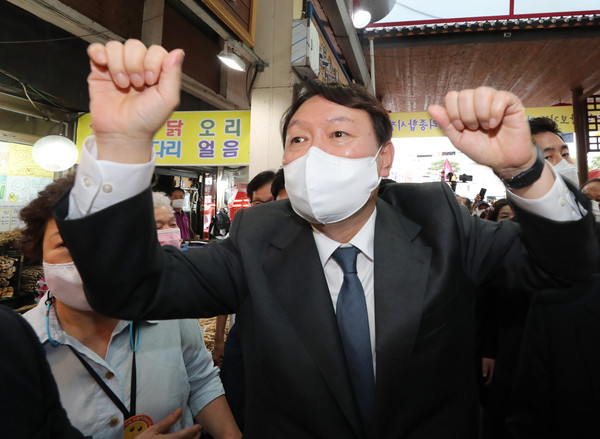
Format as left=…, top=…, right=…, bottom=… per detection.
left=153, top=192, right=182, bottom=248
left=22, top=176, right=240, bottom=439
left=271, top=168, right=288, bottom=200
left=246, top=170, right=275, bottom=205
left=456, top=195, right=472, bottom=211
left=170, top=188, right=190, bottom=240
left=487, top=199, right=514, bottom=222
left=476, top=198, right=515, bottom=433
left=505, top=134, right=600, bottom=439
left=479, top=119, right=576, bottom=438
left=529, top=116, right=578, bottom=186
left=209, top=208, right=231, bottom=240
left=55, top=40, right=597, bottom=439
left=581, top=178, right=600, bottom=222
left=507, top=274, right=600, bottom=438
left=472, top=200, right=491, bottom=219
left=581, top=178, right=600, bottom=202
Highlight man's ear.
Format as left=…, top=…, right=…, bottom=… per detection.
left=378, top=141, right=395, bottom=178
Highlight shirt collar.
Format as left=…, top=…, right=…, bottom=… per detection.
left=312, top=208, right=377, bottom=267
left=26, top=292, right=157, bottom=346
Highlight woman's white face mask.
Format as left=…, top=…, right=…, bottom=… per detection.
left=43, top=261, right=92, bottom=311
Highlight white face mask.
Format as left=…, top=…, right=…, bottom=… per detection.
left=157, top=228, right=182, bottom=248
left=283, top=146, right=381, bottom=224
left=171, top=198, right=185, bottom=209
left=43, top=261, right=92, bottom=311
left=553, top=159, right=578, bottom=186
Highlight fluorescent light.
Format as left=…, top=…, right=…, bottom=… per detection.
left=32, top=135, right=78, bottom=171
left=353, top=9, right=371, bottom=28
left=218, top=42, right=246, bottom=72
left=218, top=52, right=246, bottom=71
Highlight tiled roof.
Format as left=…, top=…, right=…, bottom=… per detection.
left=364, top=14, right=600, bottom=37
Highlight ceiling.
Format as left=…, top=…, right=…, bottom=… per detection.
left=361, top=19, right=600, bottom=112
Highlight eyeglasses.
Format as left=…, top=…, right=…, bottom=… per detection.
left=250, top=197, right=274, bottom=206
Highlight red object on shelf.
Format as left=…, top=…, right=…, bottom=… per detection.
left=229, top=190, right=250, bottom=219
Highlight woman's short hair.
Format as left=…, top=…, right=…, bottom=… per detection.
left=19, top=174, right=75, bottom=263
left=487, top=199, right=511, bottom=222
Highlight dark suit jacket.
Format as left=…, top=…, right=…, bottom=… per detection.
left=507, top=275, right=600, bottom=438
left=54, top=182, right=597, bottom=439
left=0, top=305, right=86, bottom=439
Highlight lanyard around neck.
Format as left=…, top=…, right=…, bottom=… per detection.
left=45, top=298, right=141, bottom=418
left=67, top=322, right=139, bottom=419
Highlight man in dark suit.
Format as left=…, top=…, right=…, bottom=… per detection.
left=506, top=276, right=600, bottom=438
left=54, top=40, right=597, bottom=439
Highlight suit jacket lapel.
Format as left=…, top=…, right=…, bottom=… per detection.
left=373, top=198, right=432, bottom=422
left=264, top=210, right=364, bottom=438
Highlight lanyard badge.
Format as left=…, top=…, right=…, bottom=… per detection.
left=124, top=414, right=153, bottom=438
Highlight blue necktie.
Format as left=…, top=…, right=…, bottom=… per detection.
left=332, top=246, right=375, bottom=433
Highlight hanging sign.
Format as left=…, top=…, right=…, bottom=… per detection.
left=389, top=106, right=574, bottom=138
left=76, top=111, right=251, bottom=166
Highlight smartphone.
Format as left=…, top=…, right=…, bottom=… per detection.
left=479, top=188, right=487, bottom=199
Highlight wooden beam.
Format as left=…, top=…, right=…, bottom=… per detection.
left=579, top=81, right=600, bottom=101
left=572, top=86, right=589, bottom=185
left=181, top=73, right=242, bottom=110
left=7, top=0, right=122, bottom=43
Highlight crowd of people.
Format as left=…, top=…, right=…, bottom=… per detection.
left=2, top=38, right=600, bottom=439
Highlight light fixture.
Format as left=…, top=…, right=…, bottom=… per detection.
left=352, top=0, right=371, bottom=29
left=217, top=42, right=246, bottom=72
left=32, top=135, right=78, bottom=172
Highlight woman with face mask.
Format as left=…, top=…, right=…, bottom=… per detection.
left=21, top=175, right=240, bottom=439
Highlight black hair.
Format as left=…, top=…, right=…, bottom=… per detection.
left=487, top=199, right=511, bottom=222
left=271, top=168, right=285, bottom=199
left=247, top=170, right=276, bottom=202
left=281, top=79, right=392, bottom=148
left=170, top=187, right=185, bottom=197
left=528, top=117, right=563, bottom=140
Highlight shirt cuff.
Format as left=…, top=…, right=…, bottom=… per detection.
left=507, top=163, right=585, bottom=222
left=68, top=136, right=155, bottom=219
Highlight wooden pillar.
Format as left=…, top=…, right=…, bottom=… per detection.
left=572, top=86, right=589, bottom=186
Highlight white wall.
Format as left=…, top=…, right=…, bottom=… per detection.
left=248, top=0, right=297, bottom=178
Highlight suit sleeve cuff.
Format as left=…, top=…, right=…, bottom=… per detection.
left=68, top=136, right=155, bottom=219
left=507, top=164, right=586, bottom=222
